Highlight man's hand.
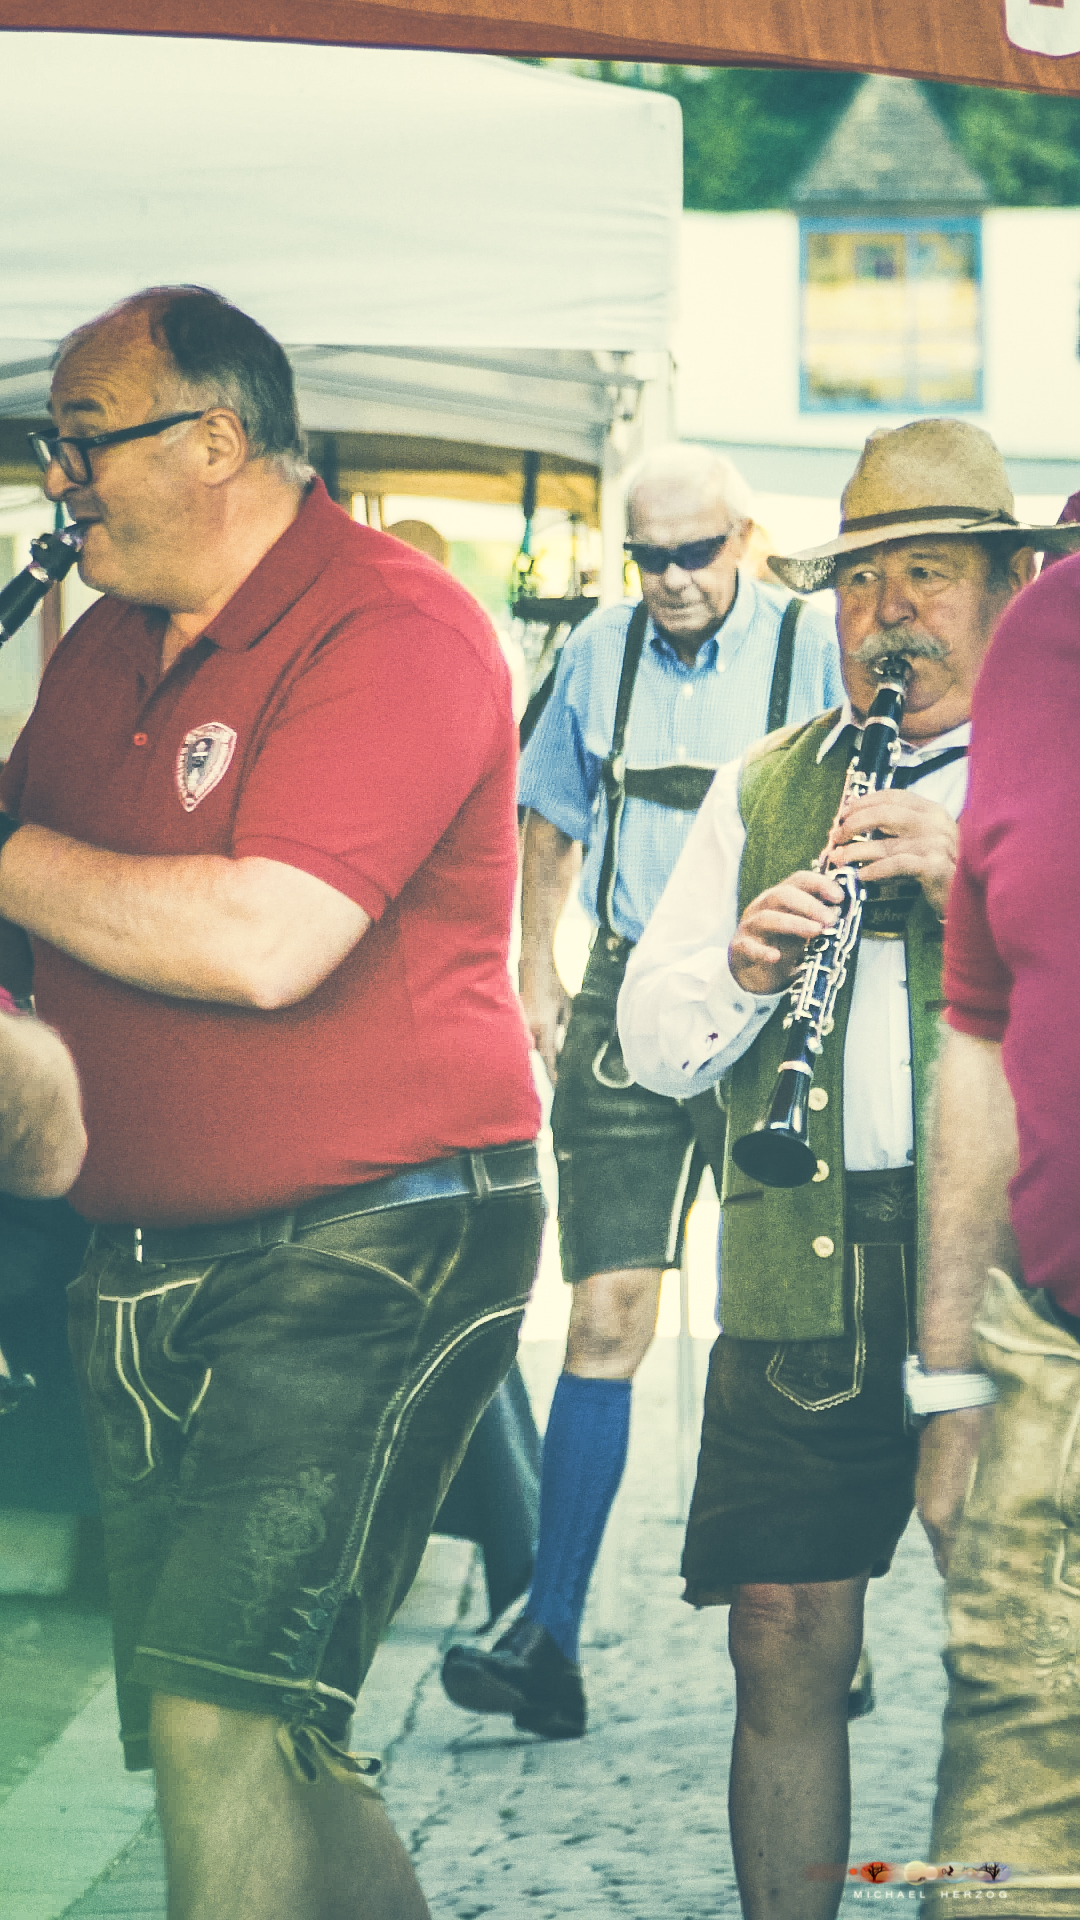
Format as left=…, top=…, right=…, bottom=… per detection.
left=521, top=964, right=572, bottom=1085
left=0, top=1009, right=86, bottom=1198
left=728, top=870, right=844, bottom=996
left=831, top=791, right=958, bottom=920
left=915, top=1405, right=991, bottom=1577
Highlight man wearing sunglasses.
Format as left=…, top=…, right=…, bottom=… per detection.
left=0, top=286, right=545, bottom=1920
left=441, top=442, right=842, bottom=1739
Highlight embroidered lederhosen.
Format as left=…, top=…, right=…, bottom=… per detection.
left=590, top=595, right=803, bottom=1090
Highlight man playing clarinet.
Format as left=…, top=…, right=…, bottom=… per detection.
left=617, top=418, right=1080, bottom=1920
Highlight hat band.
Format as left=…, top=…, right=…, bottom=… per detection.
left=840, top=505, right=1019, bottom=533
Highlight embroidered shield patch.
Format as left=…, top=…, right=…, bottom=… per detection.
left=175, top=722, right=238, bottom=813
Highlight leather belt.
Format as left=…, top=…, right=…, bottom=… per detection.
left=95, top=1142, right=541, bottom=1267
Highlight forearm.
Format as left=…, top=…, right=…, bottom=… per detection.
left=0, top=1013, right=86, bottom=1197
left=620, top=939, right=776, bottom=1099
left=519, top=811, right=579, bottom=990
left=919, top=1027, right=1019, bottom=1370
left=0, top=826, right=365, bottom=1009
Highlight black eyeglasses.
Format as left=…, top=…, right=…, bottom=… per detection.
left=623, top=531, right=736, bottom=575
left=28, top=412, right=206, bottom=487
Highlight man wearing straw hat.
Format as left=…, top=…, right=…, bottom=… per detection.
left=618, top=418, right=1080, bottom=1920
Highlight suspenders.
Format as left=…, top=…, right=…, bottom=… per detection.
left=595, top=594, right=804, bottom=936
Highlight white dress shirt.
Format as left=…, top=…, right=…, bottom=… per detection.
left=617, top=708, right=970, bottom=1171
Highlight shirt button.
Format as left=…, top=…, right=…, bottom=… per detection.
left=812, top=1235, right=835, bottom=1259
left=682, top=683, right=694, bottom=700
left=812, top=1160, right=830, bottom=1183
left=808, top=1087, right=829, bottom=1111
left=676, top=744, right=688, bottom=761
left=133, top=732, right=148, bottom=747
left=717, top=660, right=727, bottom=673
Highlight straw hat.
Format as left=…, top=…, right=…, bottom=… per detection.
left=768, top=419, right=1080, bottom=593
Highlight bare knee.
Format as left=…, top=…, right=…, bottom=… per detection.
left=564, top=1268, right=662, bottom=1378
left=150, top=1694, right=280, bottom=1787
left=729, top=1581, right=868, bottom=1726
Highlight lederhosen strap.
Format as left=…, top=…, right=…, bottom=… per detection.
left=595, top=595, right=804, bottom=936
left=596, top=600, right=651, bottom=936
left=766, top=595, right=801, bottom=735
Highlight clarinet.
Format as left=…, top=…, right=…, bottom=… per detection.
left=0, top=526, right=85, bottom=645
left=730, top=654, right=912, bottom=1189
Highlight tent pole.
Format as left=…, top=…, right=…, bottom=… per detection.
left=598, top=427, right=627, bottom=608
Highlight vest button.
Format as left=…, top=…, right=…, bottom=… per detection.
left=605, top=935, right=621, bottom=954
left=812, top=1235, right=835, bottom=1259
left=808, top=1088, right=829, bottom=1111
left=812, top=1160, right=829, bottom=1183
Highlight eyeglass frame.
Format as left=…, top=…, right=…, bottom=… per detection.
left=27, top=412, right=207, bottom=487
left=623, top=530, right=739, bottom=575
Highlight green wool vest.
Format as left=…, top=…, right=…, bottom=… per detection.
left=718, top=710, right=945, bottom=1343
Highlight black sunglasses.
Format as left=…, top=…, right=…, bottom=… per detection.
left=623, top=531, right=736, bottom=575
left=28, top=412, right=206, bottom=487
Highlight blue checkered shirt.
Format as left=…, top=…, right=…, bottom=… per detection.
left=517, top=574, right=843, bottom=943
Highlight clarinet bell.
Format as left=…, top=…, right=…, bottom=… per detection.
left=731, top=1066, right=819, bottom=1188
left=731, top=1122, right=817, bottom=1188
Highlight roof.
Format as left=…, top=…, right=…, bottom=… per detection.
left=0, top=38, right=681, bottom=355
left=791, top=75, right=989, bottom=215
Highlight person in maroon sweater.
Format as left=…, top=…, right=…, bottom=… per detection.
left=0, top=287, right=542, bottom=1920
left=915, top=548, right=1080, bottom=1903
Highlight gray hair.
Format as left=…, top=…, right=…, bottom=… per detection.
left=624, top=443, right=753, bottom=527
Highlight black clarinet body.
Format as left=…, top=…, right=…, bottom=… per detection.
left=0, top=526, right=84, bottom=645
left=730, top=656, right=912, bottom=1190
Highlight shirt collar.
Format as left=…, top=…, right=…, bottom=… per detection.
left=198, top=478, right=346, bottom=654
left=815, top=697, right=971, bottom=765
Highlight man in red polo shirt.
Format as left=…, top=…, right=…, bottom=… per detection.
left=0, top=286, right=542, bottom=1920
left=915, top=548, right=1080, bottom=1903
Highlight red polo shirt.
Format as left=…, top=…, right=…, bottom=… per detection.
left=944, top=552, right=1080, bottom=1313
left=0, top=481, right=539, bottom=1226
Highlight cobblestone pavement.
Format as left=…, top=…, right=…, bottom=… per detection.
left=376, top=1338, right=949, bottom=1920
left=0, top=1332, right=949, bottom=1918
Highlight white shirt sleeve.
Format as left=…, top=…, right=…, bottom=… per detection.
left=617, top=757, right=780, bottom=1099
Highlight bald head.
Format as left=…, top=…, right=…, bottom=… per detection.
left=55, top=286, right=307, bottom=479
left=44, top=287, right=309, bottom=619
left=625, top=443, right=752, bottom=537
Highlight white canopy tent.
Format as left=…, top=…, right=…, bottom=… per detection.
left=0, top=36, right=681, bottom=570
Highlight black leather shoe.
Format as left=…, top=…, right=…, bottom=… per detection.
left=441, top=1616, right=586, bottom=1740
left=847, top=1644, right=875, bottom=1721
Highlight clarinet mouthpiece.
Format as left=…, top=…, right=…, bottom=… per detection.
left=0, top=524, right=85, bottom=644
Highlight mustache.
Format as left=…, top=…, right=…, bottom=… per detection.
left=848, top=628, right=949, bottom=668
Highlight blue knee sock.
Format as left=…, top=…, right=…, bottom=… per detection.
left=523, top=1373, right=632, bottom=1663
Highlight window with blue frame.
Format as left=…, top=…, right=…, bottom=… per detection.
left=800, top=219, right=982, bottom=413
